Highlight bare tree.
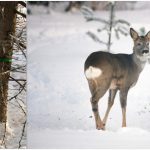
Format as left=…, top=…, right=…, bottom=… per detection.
left=0, top=1, right=18, bottom=123
left=0, top=1, right=26, bottom=148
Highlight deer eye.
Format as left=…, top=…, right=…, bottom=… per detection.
left=137, top=43, right=142, bottom=46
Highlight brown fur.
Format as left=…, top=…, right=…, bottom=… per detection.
left=84, top=28, right=150, bottom=130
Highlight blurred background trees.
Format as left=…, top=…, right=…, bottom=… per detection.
left=27, top=1, right=139, bottom=51
left=28, top=1, right=137, bottom=14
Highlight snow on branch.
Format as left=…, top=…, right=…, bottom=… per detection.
left=14, top=9, right=26, bottom=18
left=81, top=2, right=130, bottom=52
left=18, top=1, right=26, bottom=8
left=87, top=31, right=108, bottom=45
left=81, top=6, right=109, bottom=24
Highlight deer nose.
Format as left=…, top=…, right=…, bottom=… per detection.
left=142, top=50, right=149, bottom=54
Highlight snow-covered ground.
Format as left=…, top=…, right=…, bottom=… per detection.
left=28, top=8, right=150, bottom=148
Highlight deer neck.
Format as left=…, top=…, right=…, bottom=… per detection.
left=132, top=52, right=146, bottom=72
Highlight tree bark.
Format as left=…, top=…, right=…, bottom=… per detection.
left=0, top=2, right=17, bottom=122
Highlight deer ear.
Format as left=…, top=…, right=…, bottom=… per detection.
left=130, top=28, right=138, bottom=40
left=146, top=31, right=150, bottom=41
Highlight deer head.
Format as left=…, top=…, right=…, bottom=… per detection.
left=130, top=28, right=150, bottom=62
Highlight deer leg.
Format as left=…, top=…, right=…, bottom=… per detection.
left=89, top=77, right=111, bottom=130
left=119, top=89, right=128, bottom=127
left=122, top=107, right=126, bottom=127
left=103, top=89, right=117, bottom=128
left=90, top=86, right=109, bottom=130
left=91, top=96, right=104, bottom=130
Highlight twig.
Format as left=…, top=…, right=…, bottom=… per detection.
left=17, top=44, right=27, bottom=59
left=8, top=101, right=22, bottom=109
left=18, top=121, right=26, bottom=148
left=11, top=65, right=26, bottom=72
left=18, top=1, right=26, bottom=7
left=15, top=99, right=26, bottom=116
left=17, top=97, right=25, bottom=105
left=115, top=19, right=130, bottom=26
left=86, top=17, right=109, bottom=24
left=11, top=70, right=26, bottom=73
left=8, top=82, right=26, bottom=101
left=87, top=31, right=107, bottom=45
left=9, top=76, right=26, bottom=89
left=81, top=6, right=109, bottom=24
left=9, top=34, right=26, bottom=49
left=9, top=79, right=26, bottom=82
left=14, top=9, right=26, bottom=18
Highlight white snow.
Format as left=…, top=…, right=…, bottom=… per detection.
left=28, top=7, right=150, bottom=148
left=30, top=128, right=150, bottom=149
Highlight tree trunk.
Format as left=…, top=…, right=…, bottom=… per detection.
left=107, top=2, right=115, bottom=52
left=0, top=2, right=17, bottom=122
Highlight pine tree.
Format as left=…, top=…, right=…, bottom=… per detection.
left=82, top=2, right=130, bottom=52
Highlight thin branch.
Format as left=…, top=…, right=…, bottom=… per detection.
left=11, top=70, right=26, bottom=74
left=9, top=34, right=26, bottom=49
left=8, top=101, right=22, bottom=109
left=18, top=121, right=26, bottom=148
left=17, top=97, right=25, bottom=105
left=18, top=1, right=26, bottom=7
left=97, top=26, right=107, bottom=32
left=114, top=28, right=120, bottom=39
left=8, top=82, right=26, bottom=101
left=15, top=99, right=26, bottom=116
left=87, top=31, right=108, bottom=45
left=11, top=65, right=26, bottom=72
left=16, top=43, right=27, bottom=59
left=81, top=6, right=109, bottom=24
left=9, top=76, right=26, bottom=89
left=115, top=19, right=130, bottom=26
left=9, top=79, right=26, bottom=82
left=118, top=28, right=128, bottom=36
left=16, top=26, right=26, bottom=39
left=86, top=17, right=109, bottom=24
left=14, top=9, right=26, bottom=18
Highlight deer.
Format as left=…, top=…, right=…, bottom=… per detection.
left=84, top=28, right=150, bottom=130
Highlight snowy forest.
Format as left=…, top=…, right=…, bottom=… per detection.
left=0, top=2, right=26, bottom=148
left=27, top=1, right=150, bottom=148
left=27, top=1, right=150, bottom=149
left=3, top=1, right=150, bottom=149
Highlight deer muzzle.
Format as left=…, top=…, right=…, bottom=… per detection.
left=142, top=50, right=149, bottom=54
